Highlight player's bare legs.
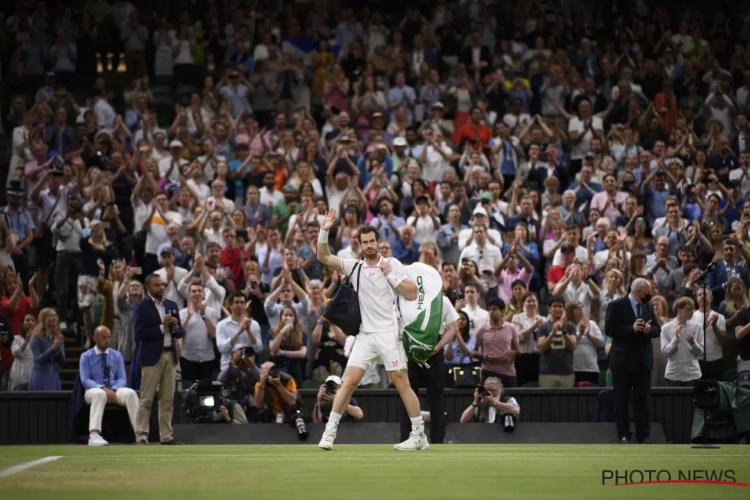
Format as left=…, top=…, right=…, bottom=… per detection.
left=318, top=366, right=365, bottom=450
left=390, top=370, right=429, bottom=451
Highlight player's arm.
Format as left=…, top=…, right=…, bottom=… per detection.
left=317, top=208, right=343, bottom=271
left=382, top=258, right=418, bottom=301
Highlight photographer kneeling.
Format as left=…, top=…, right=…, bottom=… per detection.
left=252, top=361, right=302, bottom=423
left=460, top=377, right=520, bottom=431
left=312, top=375, right=363, bottom=423
left=215, top=345, right=261, bottom=422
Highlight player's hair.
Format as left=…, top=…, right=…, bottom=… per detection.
left=356, top=225, right=379, bottom=243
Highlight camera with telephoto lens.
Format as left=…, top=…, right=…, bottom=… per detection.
left=268, top=366, right=280, bottom=379
left=294, top=410, right=308, bottom=440
left=476, top=385, right=489, bottom=398
left=503, top=413, right=515, bottom=433
left=240, top=346, right=255, bottom=358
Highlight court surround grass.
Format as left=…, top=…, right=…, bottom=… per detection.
left=2, top=444, right=749, bottom=500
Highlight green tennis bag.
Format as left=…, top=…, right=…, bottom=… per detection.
left=399, top=263, right=444, bottom=366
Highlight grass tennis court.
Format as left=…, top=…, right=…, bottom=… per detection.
left=1, top=444, right=749, bottom=499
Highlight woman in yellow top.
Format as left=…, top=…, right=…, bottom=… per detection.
left=311, top=41, right=335, bottom=101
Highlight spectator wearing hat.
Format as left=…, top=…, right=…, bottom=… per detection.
left=418, top=101, right=454, bottom=140
left=547, top=243, right=577, bottom=294
left=158, top=140, right=189, bottom=181
left=458, top=205, right=503, bottom=251
left=460, top=222, right=503, bottom=297
left=3, top=181, right=35, bottom=286
left=537, top=295, right=577, bottom=388
left=313, top=374, right=363, bottom=424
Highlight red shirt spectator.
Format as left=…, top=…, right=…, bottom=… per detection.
left=0, top=281, right=39, bottom=373
left=220, top=240, right=244, bottom=289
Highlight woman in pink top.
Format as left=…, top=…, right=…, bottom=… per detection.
left=495, top=245, right=533, bottom=303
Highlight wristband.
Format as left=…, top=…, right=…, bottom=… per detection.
left=317, top=320, right=323, bottom=325
left=283, top=350, right=287, bottom=357
left=386, top=272, right=399, bottom=288
left=318, top=229, right=329, bottom=244
left=276, top=287, right=283, bottom=293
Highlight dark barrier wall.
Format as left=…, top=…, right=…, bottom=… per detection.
left=0, top=388, right=694, bottom=445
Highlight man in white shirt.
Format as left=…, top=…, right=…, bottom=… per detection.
left=692, top=288, right=726, bottom=381
left=158, top=140, right=189, bottom=181
left=458, top=207, right=503, bottom=251
left=177, top=252, right=226, bottom=315
left=337, top=236, right=361, bottom=260
left=568, top=100, right=604, bottom=165
left=459, top=223, right=503, bottom=294
left=179, top=282, right=219, bottom=382
left=660, top=297, right=704, bottom=385
left=51, top=196, right=89, bottom=330
left=316, top=211, right=428, bottom=451
left=155, top=248, right=189, bottom=308
left=216, top=292, right=263, bottom=371
left=195, top=138, right=226, bottom=182
left=260, top=171, right=284, bottom=208
left=91, top=89, right=116, bottom=130
left=458, top=283, right=490, bottom=336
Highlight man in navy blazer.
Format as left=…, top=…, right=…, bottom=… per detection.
left=605, top=278, right=661, bottom=444
left=133, top=273, right=184, bottom=445
left=707, top=240, right=750, bottom=308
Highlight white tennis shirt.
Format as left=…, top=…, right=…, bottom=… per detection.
left=340, top=256, right=408, bottom=334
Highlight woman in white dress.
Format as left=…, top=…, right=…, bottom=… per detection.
left=8, top=314, right=37, bottom=391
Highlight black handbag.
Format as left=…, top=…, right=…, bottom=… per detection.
left=321, top=261, right=362, bottom=336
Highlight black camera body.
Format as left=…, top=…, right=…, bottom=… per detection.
left=268, top=366, right=280, bottom=379
left=476, top=385, right=489, bottom=398
left=325, top=381, right=337, bottom=395
left=241, top=346, right=255, bottom=358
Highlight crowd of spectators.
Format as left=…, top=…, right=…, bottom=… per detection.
left=2, top=0, right=750, bottom=397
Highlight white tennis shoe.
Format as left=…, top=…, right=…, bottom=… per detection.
left=318, top=428, right=337, bottom=450
left=394, top=431, right=429, bottom=451
left=88, top=432, right=108, bottom=447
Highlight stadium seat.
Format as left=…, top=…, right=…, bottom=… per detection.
left=302, top=379, right=321, bottom=389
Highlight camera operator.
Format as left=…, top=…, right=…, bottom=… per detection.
left=312, top=375, right=363, bottom=423
left=460, top=377, right=520, bottom=430
left=252, top=361, right=301, bottom=423
left=217, top=344, right=261, bottom=415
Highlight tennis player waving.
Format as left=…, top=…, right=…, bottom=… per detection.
left=316, top=209, right=429, bottom=451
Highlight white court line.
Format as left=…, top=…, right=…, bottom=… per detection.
left=0, top=456, right=63, bottom=479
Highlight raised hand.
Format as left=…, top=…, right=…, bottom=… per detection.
left=321, top=208, right=336, bottom=231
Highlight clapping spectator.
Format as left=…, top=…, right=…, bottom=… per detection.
left=8, top=314, right=36, bottom=391
left=29, top=308, right=66, bottom=390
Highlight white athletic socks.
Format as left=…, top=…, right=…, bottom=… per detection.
left=327, top=411, right=343, bottom=428
left=410, top=416, right=424, bottom=432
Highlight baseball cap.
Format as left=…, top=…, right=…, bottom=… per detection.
left=479, top=191, right=493, bottom=202
left=169, top=140, right=184, bottom=149
left=473, top=206, right=488, bottom=217
left=584, top=152, right=596, bottom=159
left=393, top=137, right=407, bottom=147
left=325, top=375, right=343, bottom=385
left=158, top=243, right=175, bottom=256
left=431, top=102, right=444, bottom=110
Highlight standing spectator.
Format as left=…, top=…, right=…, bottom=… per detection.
left=456, top=284, right=489, bottom=336
left=692, top=288, right=725, bottom=381
left=216, top=292, right=263, bottom=371
left=536, top=296, right=577, bottom=388
left=29, top=308, right=66, bottom=391
left=121, top=11, right=149, bottom=76
left=566, top=301, right=605, bottom=385
left=144, top=191, right=183, bottom=277
left=133, top=274, right=183, bottom=445
left=605, top=278, right=661, bottom=444
left=269, top=307, right=308, bottom=385
left=179, top=282, right=219, bottom=382
left=8, top=314, right=36, bottom=391
left=511, top=292, right=545, bottom=387
left=660, top=297, right=704, bottom=387
left=472, top=299, right=520, bottom=387
left=590, top=174, right=629, bottom=227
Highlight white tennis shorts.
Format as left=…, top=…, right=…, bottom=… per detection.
left=347, top=330, right=408, bottom=372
